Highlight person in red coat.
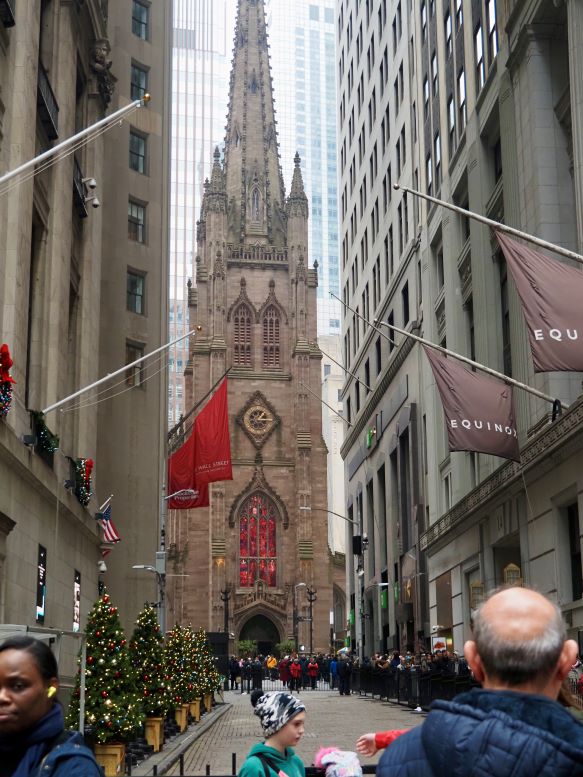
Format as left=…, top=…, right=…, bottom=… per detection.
left=307, top=658, right=319, bottom=689
left=278, top=657, right=291, bottom=688
left=289, top=658, right=302, bottom=693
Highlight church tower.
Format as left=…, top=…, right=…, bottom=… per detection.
left=168, top=0, right=333, bottom=654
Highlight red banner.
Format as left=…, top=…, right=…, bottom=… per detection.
left=193, top=379, right=233, bottom=485
left=424, top=347, right=520, bottom=462
left=496, top=231, right=583, bottom=372
left=167, top=431, right=210, bottom=509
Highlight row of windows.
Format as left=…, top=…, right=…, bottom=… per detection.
left=233, top=303, right=283, bottom=370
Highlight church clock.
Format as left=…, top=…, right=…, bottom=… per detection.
left=243, top=404, right=274, bottom=436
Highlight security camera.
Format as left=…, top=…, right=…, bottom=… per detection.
left=82, top=177, right=98, bottom=190
left=91, top=197, right=101, bottom=209
left=97, top=560, right=107, bottom=573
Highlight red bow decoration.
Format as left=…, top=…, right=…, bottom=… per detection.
left=0, top=344, right=16, bottom=385
left=85, top=458, right=94, bottom=485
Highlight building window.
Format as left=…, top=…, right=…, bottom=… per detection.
left=434, top=133, right=441, bottom=188
left=309, top=5, right=319, bottom=21
left=324, top=363, right=331, bottom=377
left=426, top=153, right=433, bottom=196
left=234, top=304, right=252, bottom=367
left=375, top=336, right=382, bottom=375
left=402, top=282, right=410, bottom=325
left=568, top=503, right=582, bottom=601
left=431, top=52, right=438, bottom=96
left=239, top=493, right=278, bottom=587
left=445, top=11, right=452, bottom=57
left=129, top=130, right=147, bottom=173
left=487, top=0, right=498, bottom=61
left=132, top=0, right=149, bottom=39
left=475, top=24, right=485, bottom=91
left=262, top=306, right=281, bottom=368
left=448, top=96, right=456, bottom=155
left=388, top=311, right=395, bottom=352
left=458, top=68, right=467, bottom=130
left=455, top=0, right=463, bottom=30
left=128, top=199, right=146, bottom=243
left=130, top=63, right=148, bottom=100
left=421, top=2, right=427, bottom=41
left=423, top=76, right=429, bottom=119
left=127, top=270, right=145, bottom=314
left=126, top=341, right=145, bottom=386
left=500, top=258, right=512, bottom=376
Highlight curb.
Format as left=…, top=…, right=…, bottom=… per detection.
left=133, top=703, right=231, bottom=776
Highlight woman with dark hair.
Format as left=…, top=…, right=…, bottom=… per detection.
left=0, top=635, right=101, bottom=777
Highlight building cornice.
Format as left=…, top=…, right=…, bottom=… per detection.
left=420, top=394, right=583, bottom=551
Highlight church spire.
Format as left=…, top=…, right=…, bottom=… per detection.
left=224, top=0, right=286, bottom=248
left=286, top=152, right=309, bottom=219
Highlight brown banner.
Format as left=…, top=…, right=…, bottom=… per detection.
left=424, top=347, right=520, bottom=461
left=496, top=231, right=583, bottom=372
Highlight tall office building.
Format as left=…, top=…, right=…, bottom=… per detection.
left=338, top=0, right=583, bottom=657
left=168, top=1, right=237, bottom=426
left=266, top=0, right=341, bottom=336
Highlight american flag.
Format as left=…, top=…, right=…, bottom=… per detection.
left=98, top=504, right=121, bottom=544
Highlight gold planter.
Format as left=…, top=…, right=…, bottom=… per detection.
left=145, top=716, right=164, bottom=753
left=203, top=692, right=213, bottom=713
left=94, top=742, right=126, bottom=777
left=190, top=699, right=201, bottom=723
left=174, top=703, right=189, bottom=732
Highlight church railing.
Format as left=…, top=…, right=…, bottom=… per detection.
left=226, top=244, right=288, bottom=264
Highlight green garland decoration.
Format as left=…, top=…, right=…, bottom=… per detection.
left=0, top=382, right=12, bottom=418
left=31, top=411, right=59, bottom=454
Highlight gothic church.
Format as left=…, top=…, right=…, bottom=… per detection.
left=166, top=0, right=333, bottom=654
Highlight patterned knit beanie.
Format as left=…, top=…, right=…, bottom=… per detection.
left=251, top=690, right=305, bottom=736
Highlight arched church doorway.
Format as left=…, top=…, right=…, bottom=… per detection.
left=239, top=614, right=280, bottom=656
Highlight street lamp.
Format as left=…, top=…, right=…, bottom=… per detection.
left=133, top=564, right=165, bottom=632
left=307, top=587, right=317, bottom=655
left=293, top=583, right=306, bottom=652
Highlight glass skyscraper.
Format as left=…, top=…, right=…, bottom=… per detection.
left=266, top=0, right=341, bottom=336
left=169, top=0, right=237, bottom=425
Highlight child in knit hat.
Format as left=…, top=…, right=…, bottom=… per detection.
left=238, top=690, right=306, bottom=777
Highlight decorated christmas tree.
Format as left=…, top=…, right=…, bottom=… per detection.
left=129, top=606, right=170, bottom=719
left=66, top=591, right=145, bottom=743
left=192, top=628, right=220, bottom=695
left=164, top=624, right=197, bottom=707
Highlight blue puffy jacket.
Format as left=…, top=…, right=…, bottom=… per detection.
left=35, top=731, right=102, bottom=777
left=377, top=689, right=583, bottom=777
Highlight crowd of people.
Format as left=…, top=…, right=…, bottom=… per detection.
left=228, top=653, right=356, bottom=693
left=5, top=587, right=583, bottom=776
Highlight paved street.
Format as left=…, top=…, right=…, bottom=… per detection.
left=166, top=690, right=422, bottom=775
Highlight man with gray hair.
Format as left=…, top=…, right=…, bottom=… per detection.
left=376, top=587, right=583, bottom=776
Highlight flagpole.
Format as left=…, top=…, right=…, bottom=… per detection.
left=330, top=293, right=569, bottom=411
left=394, top=183, right=583, bottom=266
left=320, top=347, right=372, bottom=393
left=42, top=326, right=201, bottom=415
left=0, top=97, right=149, bottom=192
left=299, top=381, right=352, bottom=426
left=99, top=495, right=113, bottom=513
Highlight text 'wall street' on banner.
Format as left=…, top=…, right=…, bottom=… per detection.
left=167, top=379, right=232, bottom=509
left=424, top=347, right=520, bottom=462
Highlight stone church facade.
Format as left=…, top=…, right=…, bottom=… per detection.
left=166, top=0, right=333, bottom=653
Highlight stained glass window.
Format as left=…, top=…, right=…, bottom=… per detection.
left=262, top=306, right=280, bottom=368
left=239, top=492, right=277, bottom=587
left=234, top=304, right=252, bottom=366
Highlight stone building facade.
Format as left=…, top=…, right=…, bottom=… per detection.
left=0, top=0, right=170, bottom=674
left=337, top=0, right=583, bottom=656
left=166, top=0, right=333, bottom=654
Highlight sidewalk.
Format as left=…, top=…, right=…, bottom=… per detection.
left=133, top=702, right=231, bottom=776
left=164, top=689, right=423, bottom=776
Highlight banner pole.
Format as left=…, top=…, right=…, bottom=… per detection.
left=42, top=326, right=200, bottom=415
left=330, top=293, right=568, bottom=411
left=319, top=347, right=372, bottom=393
left=394, top=183, right=583, bottom=266
left=299, top=381, right=352, bottom=426
left=0, top=97, right=148, bottom=191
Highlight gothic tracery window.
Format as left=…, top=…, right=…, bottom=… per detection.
left=233, top=303, right=252, bottom=367
left=239, top=492, right=277, bottom=587
left=252, top=188, right=260, bottom=221
left=262, top=305, right=280, bottom=368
